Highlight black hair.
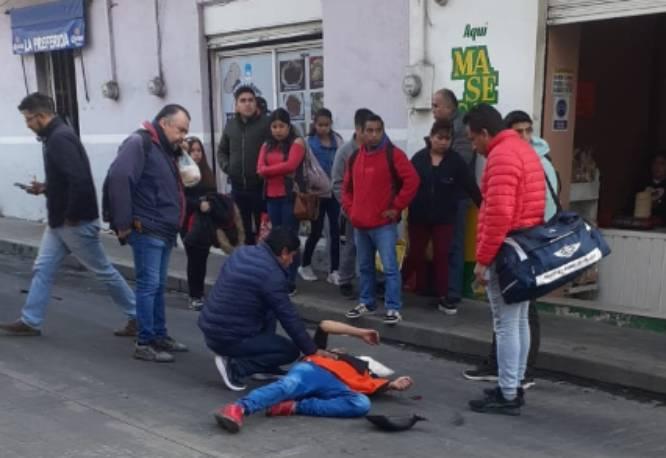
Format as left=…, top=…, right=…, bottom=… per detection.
left=17, top=92, right=55, bottom=114
left=504, top=110, right=533, bottom=129
left=308, top=108, right=333, bottom=137
left=354, top=108, right=374, bottom=129
left=463, top=103, right=504, bottom=136
left=265, top=226, right=301, bottom=255
left=256, top=96, right=268, bottom=114
left=154, top=104, right=191, bottom=123
left=266, top=108, right=297, bottom=155
left=234, top=85, right=256, bottom=100
left=435, top=88, right=459, bottom=109
left=363, top=113, right=384, bottom=130
left=430, top=119, right=454, bottom=136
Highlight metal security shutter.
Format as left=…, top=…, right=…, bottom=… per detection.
left=548, top=0, right=666, bottom=25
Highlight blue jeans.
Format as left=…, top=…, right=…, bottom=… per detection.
left=448, top=199, right=470, bottom=302
left=21, top=220, right=136, bottom=328
left=207, top=331, right=299, bottom=381
left=355, top=223, right=401, bottom=311
left=266, top=196, right=300, bottom=287
left=239, top=362, right=371, bottom=418
left=128, top=232, right=172, bottom=345
left=486, top=263, right=530, bottom=400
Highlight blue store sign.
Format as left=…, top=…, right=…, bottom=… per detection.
left=10, top=0, right=86, bottom=55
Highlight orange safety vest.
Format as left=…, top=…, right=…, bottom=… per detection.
left=305, top=354, right=390, bottom=395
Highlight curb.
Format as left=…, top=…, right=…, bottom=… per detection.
left=1, top=237, right=665, bottom=396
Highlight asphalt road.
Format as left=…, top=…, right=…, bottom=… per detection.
left=0, top=253, right=664, bottom=458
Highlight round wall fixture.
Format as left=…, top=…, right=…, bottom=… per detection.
left=102, top=80, right=120, bottom=100
left=402, top=74, right=423, bottom=98
left=148, top=76, right=166, bottom=97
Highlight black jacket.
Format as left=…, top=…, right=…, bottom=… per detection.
left=39, top=117, right=98, bottom=228
left=408, top=147, right=482, bottom=225
left=217, top=113, right=270, bottom=192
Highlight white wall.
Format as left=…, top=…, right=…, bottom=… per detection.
left=406, top=0, right=543, bottom=155
left=0, top=0, right=208, bottom=222
left=322, top=0, right=410, bottom=146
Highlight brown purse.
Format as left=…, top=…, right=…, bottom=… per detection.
left=293, top=191, right=320, bottom=221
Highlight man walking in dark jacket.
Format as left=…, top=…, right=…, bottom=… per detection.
left=0, top=93, right=136, bottom=337
left=199, top=227, right=320, bottom=391
left=105, top=104, right=190, bottom=363
left=217, top=86, right=270, bottom=244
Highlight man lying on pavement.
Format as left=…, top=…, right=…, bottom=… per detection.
left=214, top=320, right=414, bottom=433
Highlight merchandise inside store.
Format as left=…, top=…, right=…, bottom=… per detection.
left=543, top=11, right=666, bottom=318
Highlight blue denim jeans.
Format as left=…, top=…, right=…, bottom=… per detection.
left=238, top=362, right=371, bottom=418
left=448, top=199, right=470, bottom=302
left=486, top=263, right=530, bottom=400
left=128, top=232, right=172, bottom=345
left=355, top=223, right=401, bottom=311
left=266, top=196, right=300, bottom=287
left=21, top=220, right=136, bottom=328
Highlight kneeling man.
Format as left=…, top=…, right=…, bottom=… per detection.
left=199, top=227, right=318, bottom=391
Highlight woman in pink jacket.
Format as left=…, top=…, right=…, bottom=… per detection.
left=463, top=104, right=545, bottom=417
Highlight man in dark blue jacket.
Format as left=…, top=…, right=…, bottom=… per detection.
left=105, top=104, right=190, bottom=363
left=0, top=93, right=136, bottom=338
left=199, top=227, right=319, bottom=391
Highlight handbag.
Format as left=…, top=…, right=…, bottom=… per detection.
left=293, top=189, right=320, bottom=221
left=495, top=175, right=611, bottom=303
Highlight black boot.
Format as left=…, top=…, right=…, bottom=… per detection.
left=469, top=387, right=521, bottom=415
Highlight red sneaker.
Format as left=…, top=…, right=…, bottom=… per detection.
left=214, top=404, right=244, bottom=433
left=266, top=401, right=296, bottom=417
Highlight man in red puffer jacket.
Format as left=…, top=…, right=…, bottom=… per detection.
left=464, top=104, right=545, bottom=416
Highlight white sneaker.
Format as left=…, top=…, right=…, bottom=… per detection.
left=327, top=271, right=341, bottom=285
left=298, top=266, right=318, bottom=282
left=214, top=355, right=247, bottom=391
left=384, top=310, right=402, bottom=325
left=345, top=304, right=376, bottom=319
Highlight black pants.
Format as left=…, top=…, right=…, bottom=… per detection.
left=185, top=244, right=210, bottom=299
left=487, top=301, right=541, bottom=373
left=232, top=188, right=265, bottom=245
left=302, top=197, right=341, bottom=271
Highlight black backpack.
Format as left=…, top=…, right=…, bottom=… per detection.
left=101, top=129, right=152, bottom=230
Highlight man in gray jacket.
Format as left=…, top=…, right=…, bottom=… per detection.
left=331, top=108, right=374, bottom=298
left=217, top=86, right=270, bottom=245
left=432, top=89, right=476, bottom=314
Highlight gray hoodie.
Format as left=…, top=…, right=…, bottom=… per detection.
left=331, top=136, right=358, bottom=204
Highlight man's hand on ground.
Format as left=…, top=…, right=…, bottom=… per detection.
left=388, top=376, right=413, bottom=391
left=358, top=328, right=380, bottom=346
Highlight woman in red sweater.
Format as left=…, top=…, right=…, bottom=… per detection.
left=257, top=108, right=306, bottom=293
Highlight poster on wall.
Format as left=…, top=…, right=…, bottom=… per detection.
left=309, top=56, right=324, bottom=89
left=220, top=53, right=274, bottom=121
left=310, top=92, right=324, bottom=118
left=552, top=71, right=573, bottom=131
left=283, top=92, right=305, bottom=120
left=280, top=59, right=306, bottom=92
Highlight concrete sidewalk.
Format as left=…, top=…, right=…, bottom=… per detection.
left=1, top=216, right=665, bottom=395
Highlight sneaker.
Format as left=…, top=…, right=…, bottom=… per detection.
left=266, top=400, right=296, bottom=417
left=133, top=343, right=174, bottom=363
left=113, top=318, right=137, bottom=337
left=462, top=366, right=498, bottom=382
left=339, top=283, right=355, bottom=299
left=485, top=386, right=526, bottom=407
left=154, top=336, right=189, bottom=353
left=521, top=377, right=536, bottom=390
left=214, top=404, right=244, bottom=433
left=214, top=355, right=247, bottom=391
left=469, top=387, right=521, bottom=416
left=437, top=298, right=458, bottom=316
left=345, top=304, right=376, bottom=319
left=0, top=320, right=41, bottom=336
left=189, top=298, right=204, bottom=311
left=384, top=310, right=402, bottom=325
left=298, top=266, right=318, bottom=282
left=327, top=271, right=341, bottom=285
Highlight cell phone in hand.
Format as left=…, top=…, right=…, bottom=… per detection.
left=14, top=182, right=31, bottom=191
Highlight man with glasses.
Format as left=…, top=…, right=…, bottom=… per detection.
left=0, top=93, right=137, bottom=338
